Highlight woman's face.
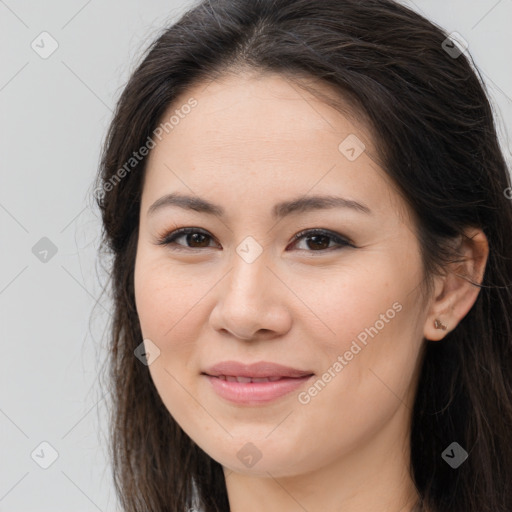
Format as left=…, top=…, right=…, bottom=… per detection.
left=134, top=71, right=430, bottom=478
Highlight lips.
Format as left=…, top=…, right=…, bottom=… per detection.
left=216, top=375, right=283, bottom=383
left=202, top=360, right=314, bottom=379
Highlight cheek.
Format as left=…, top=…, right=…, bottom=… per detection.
left=135, top=252, right=196, bottom=337
left=307, top=248, right=423, bottom=397
left=134, top=259, right=171, bottom=339
left=306, top=258, right=406, bottom=349
left=134, top=252, right=217, bottom=374
left=133, top=254, right=207, bottom=419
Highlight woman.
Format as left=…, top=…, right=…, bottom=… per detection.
left=93, top=0, right=512, bottom=511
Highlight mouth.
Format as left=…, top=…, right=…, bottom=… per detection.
left=201, top=371, right=315, bottom=404
left=202, top=360, right=314, bottom=379
left=200, top=360, right=315, bottom=404
left=203, top=374, right=313, bottom=382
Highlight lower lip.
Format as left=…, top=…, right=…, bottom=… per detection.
left=203, top=374, right=314, bottom=404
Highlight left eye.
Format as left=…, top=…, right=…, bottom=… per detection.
left=289, top=229, right=353, bottom=252
left=155, top=227, right=353, bottom=252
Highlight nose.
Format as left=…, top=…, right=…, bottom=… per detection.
left=208, top=250, right=292, bottom=341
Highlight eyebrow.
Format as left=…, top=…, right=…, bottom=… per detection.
left=147, top=192, right=372, bottom=219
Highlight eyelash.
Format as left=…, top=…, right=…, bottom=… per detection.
left=155, top=227, right=354, bottom=253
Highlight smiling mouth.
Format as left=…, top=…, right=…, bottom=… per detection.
left=208, top=375, right=311, bottom=383
left=202, top=372, right=315, bottom=404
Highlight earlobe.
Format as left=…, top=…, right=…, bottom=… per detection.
left=423, top=228, right=489, bottom=341
left=433, top=319, right=447, bottom=331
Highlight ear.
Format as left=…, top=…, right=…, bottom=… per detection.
left=423, top=227, right=489, bottom=341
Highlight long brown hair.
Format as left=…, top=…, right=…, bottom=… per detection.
left=92, top=1, right=512, bottom=510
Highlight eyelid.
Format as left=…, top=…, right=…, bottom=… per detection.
left=155, top=226, right=354, bottom=252
left=290, top=228, right=354, bottom=249
left=155, top=227, right=219, bottom=249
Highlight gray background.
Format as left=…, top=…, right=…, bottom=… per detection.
left=1, top=0, right=511, bottom=510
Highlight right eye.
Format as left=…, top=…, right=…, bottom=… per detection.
left=155, top=227, right=219, bottom=251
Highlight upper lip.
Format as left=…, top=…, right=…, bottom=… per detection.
left=202, top=360, right=314, bottom=379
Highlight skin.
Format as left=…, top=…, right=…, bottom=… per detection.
left=133, top=71, right=488, bottom=512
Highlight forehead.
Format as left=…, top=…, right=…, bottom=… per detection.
left=154, top=71, right=374, bottom=156
left=141, top=71, right=404, bottom=221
